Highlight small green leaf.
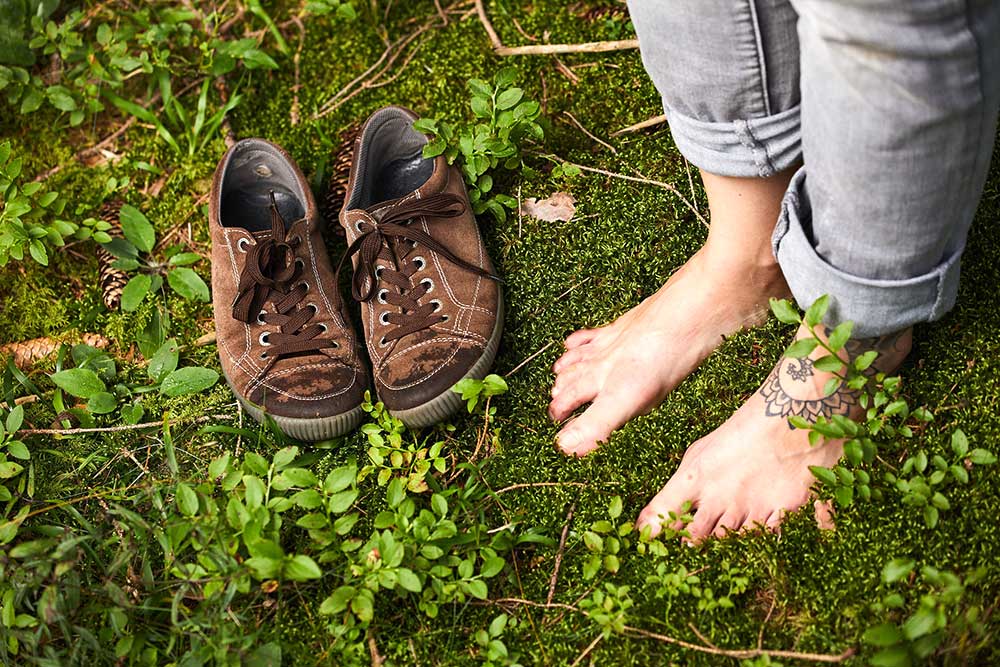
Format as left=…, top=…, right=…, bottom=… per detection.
left=50, top=368, right=106, bottom=399
left=784, top=338, right=818, bottom=358
left=160, top=366, right=219, bottom=397
left=882, top=558, right=915, bottom=584
left=284, top=554, right=322, bottom=581
left=804, top=295, right=830, bottom=327
left=951, top=429, right=969, bottom=456
left=175, top=482, right=199, bottom=516
left=827, top=321, right=854, bottom=351
left=397, top=568, right=421, bottom=592
left=119, top=204, right=155, bottom=253
left=496, top=87, right=524, bottom=110
left=87, top=391, right=117, bottom=414
left=148, top=339, right=179, bottom=382
left=167, top=267, right=210, bottom=302
left=968, top=448, right=996, bottom=465
left=121, top=274, right=152, bottom=312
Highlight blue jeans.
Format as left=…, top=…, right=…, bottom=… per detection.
left=628, top=0, right=1000, bottom=337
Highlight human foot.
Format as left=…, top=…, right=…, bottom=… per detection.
left=635, top=324, right=913, bottom=541
left=549, top=244, right=790, bottom=456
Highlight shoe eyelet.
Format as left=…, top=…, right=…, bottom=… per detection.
left=375, top=265, right=385, bottom=279
left=260, top=352, right=268, bottom=359
left=294, top=258, right=305, bottom=270
left=289, top=235, right=302, bottom=245
left=256, top=310, right=267, bottom=325
left=441, top=315, right=450, bottom=322
left=356, top=220, right=365, bottom=233
left=379, top=336, right=388, bottom=347
left=297, top=280, right=310, bottom=293
left=318, top=323, right=328, bottom=333
left=377, top=289, right=388, bottom=304
left=331, top=340, right=339, bottom=348
left=259, top=332, right=271, bottom=346
left=430, top=299, right=442, bottom=312
left=306, top=303, right=318, bottom=315
left=380, top=312, right=391, bottom=325
left=412, top=256, right=426, bottom=271
left=237, top=238, right=250, bottom=252
left=420, top=278, right=434, bottom=293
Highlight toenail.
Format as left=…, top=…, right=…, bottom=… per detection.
left=557, top=430, right=580, bottom=452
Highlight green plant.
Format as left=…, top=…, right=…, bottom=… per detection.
left=0, top=405, right=28, bottom=500
left=579, top=583, right=634, bottom=638
left=48, top=340, right=218, bottom=426
left=863, top=558, right=987, bottom=666
left=303, top=0, right=358, bottom=20
left=581, top=495, right=632, bottom=579
left=646, top=560, right=749, bottom=615
left=100, top=203, right=210, bottom=312
left=770, top=296, right=996, bottom=528
left=106, top=77, right=242, bottom=158
left=415, top=68, right=543, bottom=222
left=475, top=614, right=523, bottom=667
left=357, top=393, right=447, bottom=491
left=0, top=141, right=90, bottom=266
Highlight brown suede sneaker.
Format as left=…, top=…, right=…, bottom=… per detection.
left=210, top=139, right=369, bottom=440
left=337, top=107, right=503, bottom=427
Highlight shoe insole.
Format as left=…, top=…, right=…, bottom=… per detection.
left=371, top=153, right=434, bottom=206
left=221, top=185, right=304, bottom=232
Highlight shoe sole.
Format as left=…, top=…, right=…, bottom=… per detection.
left=388, top=294, right=505, bottom=429
left=222, top=372, right=366, bottom=442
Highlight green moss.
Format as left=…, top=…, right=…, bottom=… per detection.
left=3, top=0, right=1000, bottom=665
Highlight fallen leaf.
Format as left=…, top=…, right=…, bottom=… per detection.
left=522, top=192, right=576, bottom=222
left=814, top=499, right=836, bottom=531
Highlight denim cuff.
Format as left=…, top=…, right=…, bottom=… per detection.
left=772, top=169, right=963, bottom=338
left=664, top=103, right=802, bottom=178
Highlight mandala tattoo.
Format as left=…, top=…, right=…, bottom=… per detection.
left=785, top=357, right=814, bottom=382
left=760, top=365, right=857, bottom=427
left=759, top=329, right=906, bottom=429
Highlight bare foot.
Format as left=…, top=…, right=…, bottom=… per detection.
left=636, top=325, right=913, bottom=541
left=550, top=244, right=790, bottom=456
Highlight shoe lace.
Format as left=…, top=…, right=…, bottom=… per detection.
left=232, top=192, right=338, bottom=363
left=335, top=192, right=499, bottom=344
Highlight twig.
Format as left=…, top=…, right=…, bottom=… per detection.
left=494, top=481, right=588, bottom=495
left=569, top=634, right=603, bottom=667
left=505, top=340, right=555, bottom=377
left=546, top=502, right=575, bottom=605
left=368, top=630, right=384, bottom=667
left=497, top=40, right=638, bottom=57
left=195, top=331, right=218, bottom=347
left=472, top=0, right=503, bottom=49
left=290, top=16, right=306, bottom=126
left=20, top=414, right=229, bottom=436
left=563, top=161, right=709, bottom=228
left=609, top=114, right=668, bottom=137
left=687, top=622, right=719, bottom=649
left=683, top=156, right=699, bottom=216
left=563, top=111, right=616, bottom=154
left=622, top=625, right=856, bottom=663
left=758, top=596, right=778, bottom=650
left=473, top=0, right=638, bottom=56
left=0, top=395, right=39, bottom=411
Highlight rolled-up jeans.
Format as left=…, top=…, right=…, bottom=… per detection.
left=627, top=0, right=1000, bottom=337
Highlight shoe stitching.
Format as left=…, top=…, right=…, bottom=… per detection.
left=378, top=338, right=484, bottom=390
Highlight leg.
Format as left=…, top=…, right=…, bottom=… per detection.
left=551, top=0, right=802, bottom=455
left=638, top=0, right=1000, bottom=540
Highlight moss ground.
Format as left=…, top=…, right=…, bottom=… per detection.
left=3, top=1, right=1000, bottom=664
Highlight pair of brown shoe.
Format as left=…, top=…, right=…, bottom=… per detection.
left=209, top=107, right=503, bottom=441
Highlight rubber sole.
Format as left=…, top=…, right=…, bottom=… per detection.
left=222, top=373, right=366, bottom=442
left=388, top=295, right=505, bottom=428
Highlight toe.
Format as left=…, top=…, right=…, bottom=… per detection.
left=564, top=327, right=601, bottom=350
left=637, top=474, right=698, bottom=538
left=764, top=510, right=785, bottom=533
left=740, top=507, right=775, bottom=534
left=685, top=505, right=724, bottom=543
left=553, top=347, right=590, bottom=374
left=548, top=372, right=599, bottom=422
left=555, top=391, right=639, bottom=456
left=711, top=509, right=747, bottom=539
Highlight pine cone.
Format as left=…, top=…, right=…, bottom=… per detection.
left=97, top=199, right=129, bottom=310
left=0, top=334, right=110, bottom=370
left=321, top=123, right=360, bottom=236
